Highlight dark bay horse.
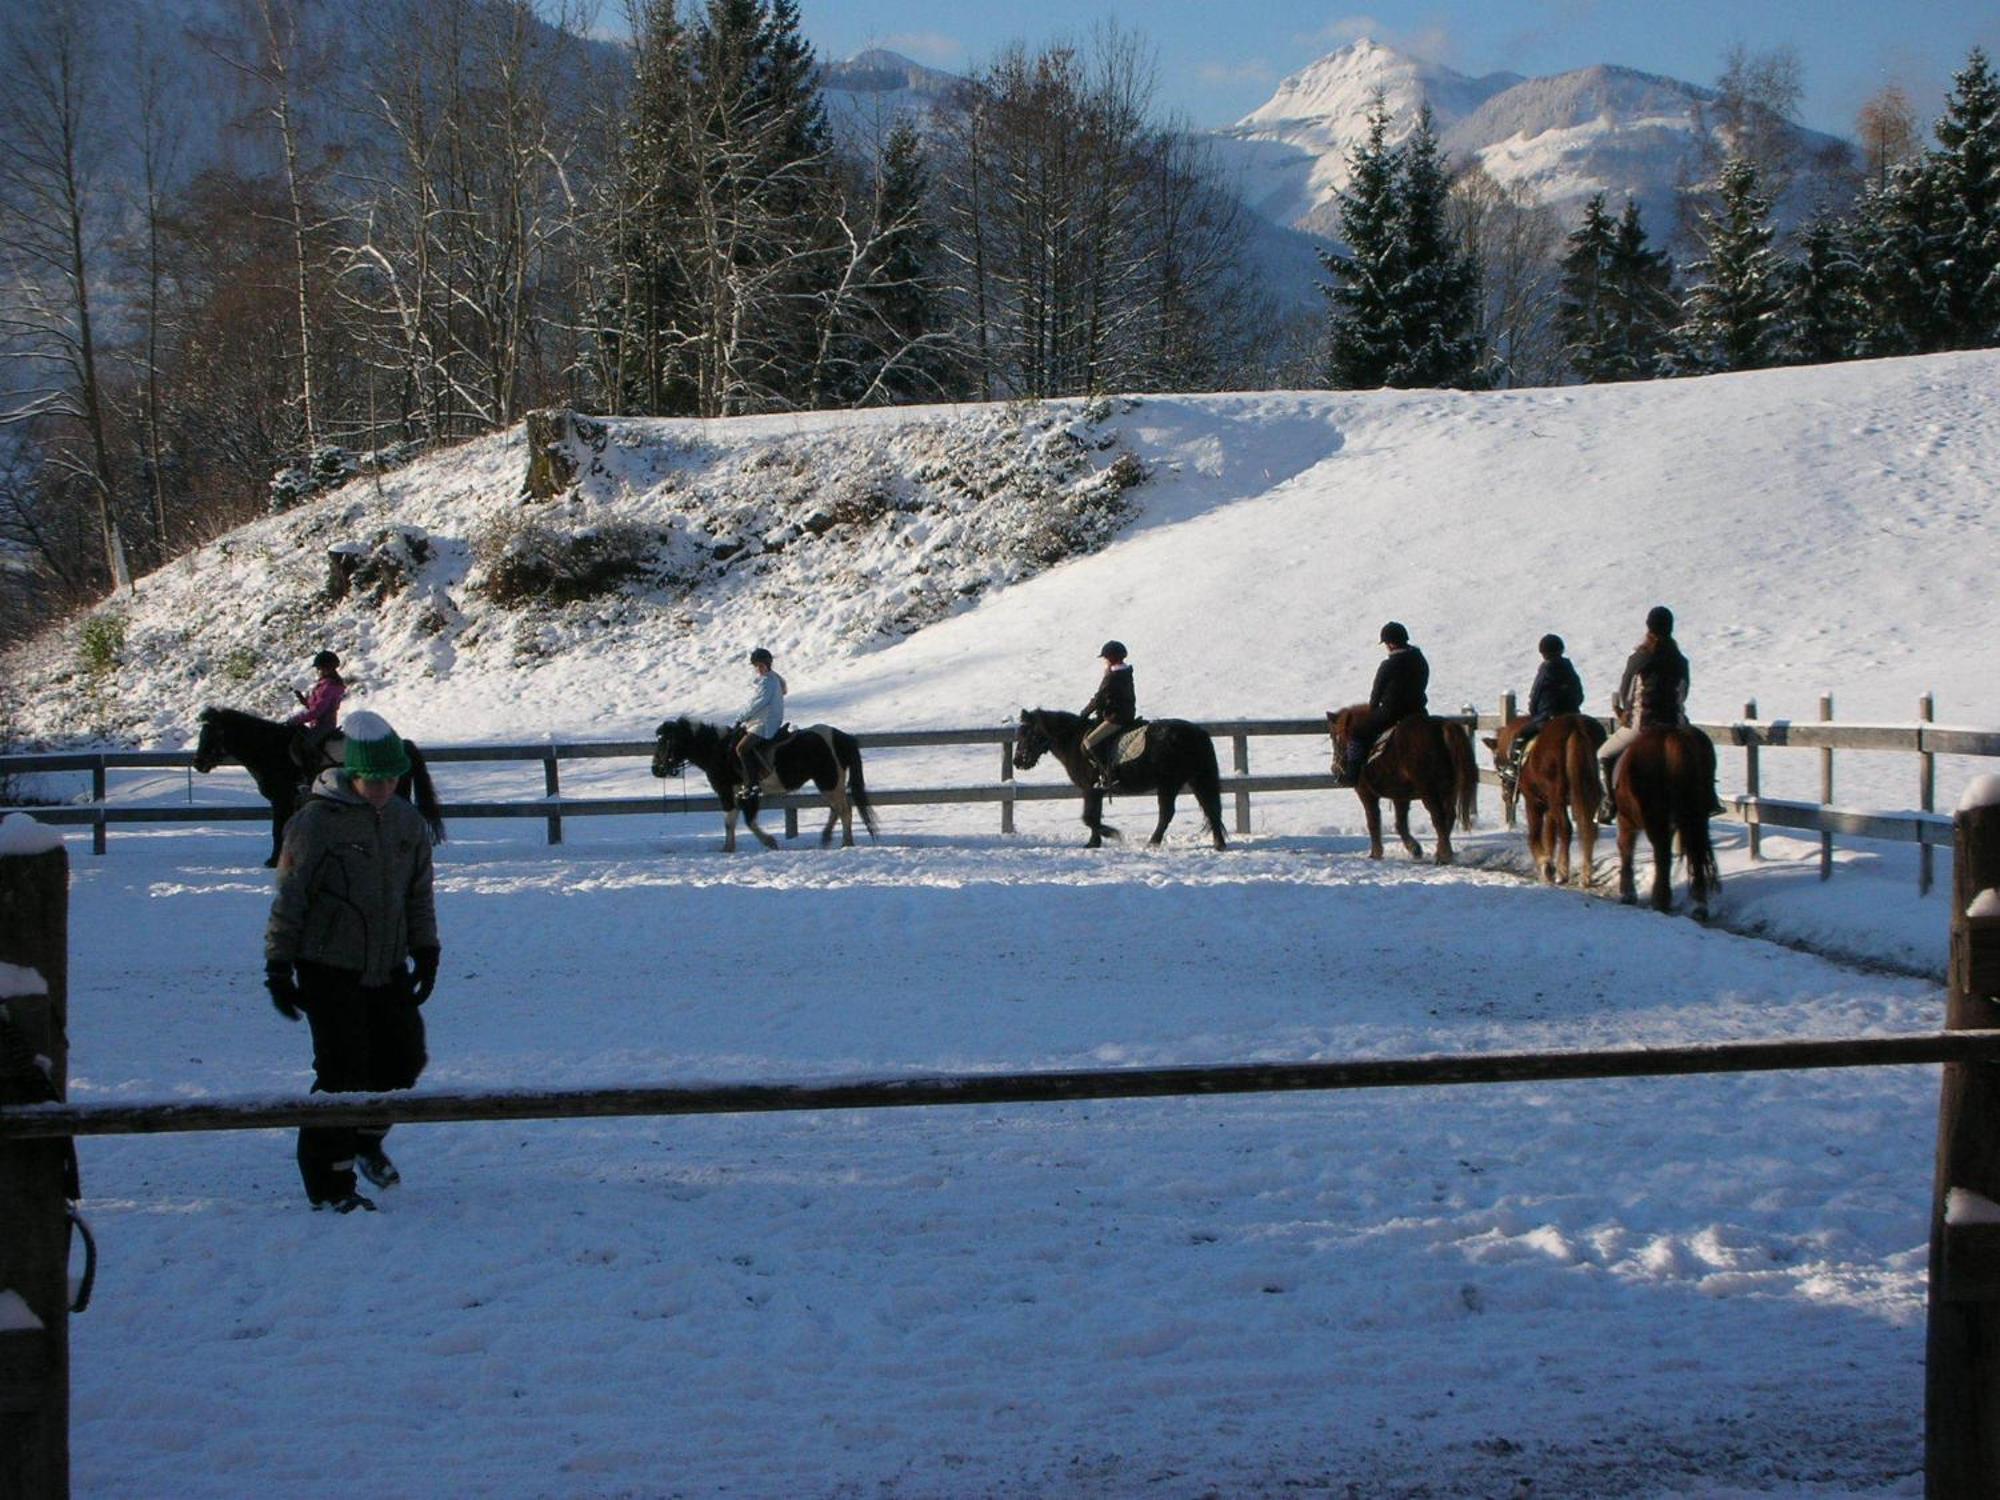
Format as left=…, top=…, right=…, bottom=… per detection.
left=1012, top=709, right=1226, bottom=850
left=1613, top=725, right=1720, bottom=918
left=1484, top=713, right=1607, bottom=887
left=192, top=706, right=445, bottom=865
left=650, top=717, right=876, bottom=852
left=1326, top=707, right=1477, bottom=864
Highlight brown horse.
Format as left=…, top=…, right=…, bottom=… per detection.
left=1612, top=725, right=1720, bottom=918
left=1483, top=714, right=1607, bottom=887
left=1326, top=707, right=1478, bottom=863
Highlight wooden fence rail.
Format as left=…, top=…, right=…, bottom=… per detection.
left=5, top=711, right=1995, bottom=889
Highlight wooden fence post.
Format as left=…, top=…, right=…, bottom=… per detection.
left=1820, top=693, right=1834, bottom=881
left=1000, top=740, right=1015, bottom=836
left=1743, top=700, right=1761, bottom=861
left=1922, top=694, right=1937, bottom=897
left=0, top=818, right=71, bottom=1499
left=1232, top=734, right=1251, bottom=837
left=1924, top=785, right=2000, bottom=1496
left=90, top=760, right=105, bottom=859
left=543, top=751, right=563, bottom=847
left=1498, top=691, right=1517, bottom=829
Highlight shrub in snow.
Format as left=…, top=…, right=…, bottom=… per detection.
left=472, top=514, right=661, bottom=606
left=78, top=612, right=126, bottom=676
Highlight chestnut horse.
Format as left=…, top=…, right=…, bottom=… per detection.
left=1326, top=707, right=1478, bottom=863
left=1484, top=714, right=1607, bottom=887
left=1612, top=725, right=1720, bottom=918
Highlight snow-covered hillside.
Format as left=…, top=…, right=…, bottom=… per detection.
left=8, top=351, right=1997, bottom=790
left=1212, top=38, right=1857, bottom=243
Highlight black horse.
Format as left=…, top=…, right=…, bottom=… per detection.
left=192, top=706, right=445, bottom=865
left=1012, top=709, right=1226, bottom=850
left=651, top=716, right=877, bottom=853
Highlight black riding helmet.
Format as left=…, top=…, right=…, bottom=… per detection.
left=749, top=647, right=774, bottom=666
left=312, top=650, right=340, bottom=671
left=1538, top=633, right=1564, bottom=659
left=1099, top=640, right=1127, bottom=662
left=1379, top=621, right=1409, bottom=646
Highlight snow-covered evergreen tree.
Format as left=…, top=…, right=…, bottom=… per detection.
left=1783, top=213, right=1866, bottom=365
left=1848, top=169, right=1938, bottom=356
left=1603, top=199, right=1678, bottom=379
left=1927, top=46, right=2000, bottom=347
left=1671, top=155, right=1788, bottom=374
left=1322, top=102, right=1483, bottom=389
left=1322, top=99, right=1402, bottom=389
left=1555, top=193, right=1616, bottom=381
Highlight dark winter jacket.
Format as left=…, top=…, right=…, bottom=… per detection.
left=1368, top=645, right=1430, bottom=726
left=1082, top=663, right=1137, bottom=725
left=266, top=771, right=438, bottom=989
left=1527, top=656, right=1585, bottom=727
left=1614, top=635, right=1689, bottom=730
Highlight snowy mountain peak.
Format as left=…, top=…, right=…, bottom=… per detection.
left=1237, top=39, right=1522, bottom=133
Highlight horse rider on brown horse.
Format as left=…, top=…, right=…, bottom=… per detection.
left=1333, top=621, right=1430, bottom=786
left=1505, top=633, right=1585, bottom=791
left=1597, top=605, right=1707, bottom=822
left=1080, top=640, right=1137, bottom=787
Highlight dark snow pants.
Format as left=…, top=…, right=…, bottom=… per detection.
left=295, top=960, right=428, bottom=1204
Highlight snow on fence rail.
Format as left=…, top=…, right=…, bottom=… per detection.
left=5, top=707, right=1997, bottom=891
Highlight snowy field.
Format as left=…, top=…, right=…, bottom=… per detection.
left=47, top=788, right=1957, bottom=1499
left=10, top=349, right=1999, bottom=1495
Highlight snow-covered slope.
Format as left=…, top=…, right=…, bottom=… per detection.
left=1213, top=39, right=1857, bottom=243
left=7, top=351, right=1996, bottom=767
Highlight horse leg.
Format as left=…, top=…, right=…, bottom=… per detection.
left=267, top=805, right=285, bottom=868
left=1616, top=813, right=1639, bottom=905
left=1525, top=798, right=1550, bottom=882
left=1551, top=797, right=1572, bottom=886
left=1647, top=809, right=1674, bottom=913
left=1573, top=785, right=1598, bottom=889
left=1394, top=799, right=1424, bottom=861
left=1360, top=793, right=1384, bottom=859
left=1084, top=788, right=1104, bottom=848
left=745, top=808, right=779, bottom=851
left=1149, top=788, right=1176, bottom=846
left=827, top=783, right=854, bottom=848
left=722, top=805, right=739, bottom=854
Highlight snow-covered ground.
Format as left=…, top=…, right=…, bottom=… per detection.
left=9, top=349, right=1999, bottom=1495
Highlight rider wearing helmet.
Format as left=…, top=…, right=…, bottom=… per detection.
left=1509, top=633, right=1585, bottom=780
left=290, top=649, right=347, bottom=733
left=1596, top=605, right=1689, bottom=822
left=1334, top=622, right=1429, bottom=785
left=1080, top=640, right=1136, bottom=787
left=734, top=647, right=788, bottom=789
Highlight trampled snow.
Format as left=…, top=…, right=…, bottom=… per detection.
left=13, top=349, right=2000, bottom=1496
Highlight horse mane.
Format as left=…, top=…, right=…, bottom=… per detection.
left=201, top=704, right=283, bottom=731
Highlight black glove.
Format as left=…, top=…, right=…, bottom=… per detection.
left=408, top=946, right=440, bottom=1004
left=265, top=962, right=302, bottom=1021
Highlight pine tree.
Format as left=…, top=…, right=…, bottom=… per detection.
left=1783, top=213, right=1865, bottom=365
left=835, top=116, right=953, bottom=405
left=1671, top=155, right=1788, bottom=373
left=1928, top=46, right=2000, bottom=347
left=1849, top=167, right=1942, bottom=356
left=1322, top=102, right=1484, bottom=389
left=1602, top=199, right=1676, bottom=378
left=1322, top=98, right=1402, bottom=389
left=1389, top=107, right=1484, bottom=388
left=1555, top=192, right=1617, bottom=380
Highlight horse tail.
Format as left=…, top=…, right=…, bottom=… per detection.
left=404, top=742, right=447, bottom=844
left=1567, top=725, right=1602, bottom=822
left=840, top=732, right=878, bottom=837
left=1674, top=732, right=1720, bottom=908
left=1189, top=725, right=1227, bottom=845
left=1446, top=721, right=1478, bottom=829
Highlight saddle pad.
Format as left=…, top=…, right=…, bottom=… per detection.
left=1110, top=725, right=1150, bottom=766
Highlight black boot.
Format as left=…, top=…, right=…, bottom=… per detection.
left=1596, top=762, right=1618, bottom=823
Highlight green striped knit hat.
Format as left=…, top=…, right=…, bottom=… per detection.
left=341, top=710, right=410, bottom=780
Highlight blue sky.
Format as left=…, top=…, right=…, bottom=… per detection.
left=786, top=1, right=1998, bottom=139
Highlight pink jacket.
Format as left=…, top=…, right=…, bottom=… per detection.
left=290, top=676, right=346, bottom=730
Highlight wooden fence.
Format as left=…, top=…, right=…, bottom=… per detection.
left=5, top=706, right=1997, bottom=893
left=4, top=800, right=2000, bottom=1494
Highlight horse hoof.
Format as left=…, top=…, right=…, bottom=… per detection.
left=1619, top=892, right=1636, bottom=906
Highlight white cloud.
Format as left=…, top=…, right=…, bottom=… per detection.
left=1299, top=13, right=1458, bottom=66
left=1197, top=59, right=1276, bottom=88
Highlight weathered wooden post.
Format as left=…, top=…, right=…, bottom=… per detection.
left=89, top=759, right=105, bottom=859
left=1819, top=693, right=1834, bottom=881
left=1921, top=694, right=1937, bottom=897
left=1231, top=733, right=1251, bottom=837
left=543, top=749, right=563, bottom=847
left=1743, top=700, right=1761, bottom=861
left=999, top=738, right=1015, bottom=836
left=1925, top=776, right=2000, bottom=1496
left=0, top=815, right=71, bottom=1499
left=1498, top=691, right=1517, bottom=829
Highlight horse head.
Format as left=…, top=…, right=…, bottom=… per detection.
left=1013, top=710, right=1052, bottom=771
left=192, top=707, right=226, bottom=773
left=651, top=718, right=694, bottom=779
